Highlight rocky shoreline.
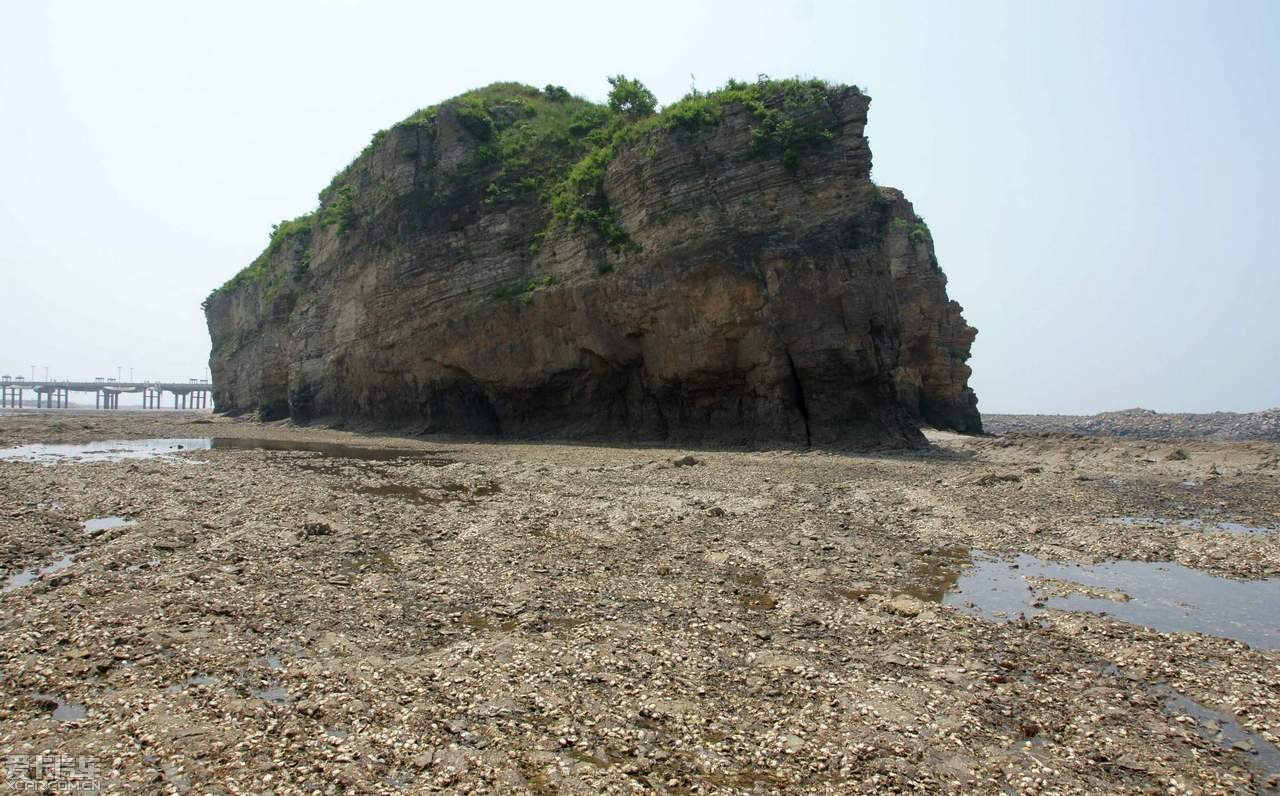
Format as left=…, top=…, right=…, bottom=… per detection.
left=0, top=411, right=1277, bottom=793
left=984, top=407, right=1280, bottom=442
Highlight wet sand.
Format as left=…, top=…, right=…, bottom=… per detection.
left=0, top=411, right=1278, bottom=793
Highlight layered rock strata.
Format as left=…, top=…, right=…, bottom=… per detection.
left=205, top=80, right=980, bottom=445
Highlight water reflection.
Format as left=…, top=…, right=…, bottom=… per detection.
left=3, top=553, right=76, bottom=593
left=944, top=552, right=1280, bottom=649
left=0, top=437, right=454, bottom=464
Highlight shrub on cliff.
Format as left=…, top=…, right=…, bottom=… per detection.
left=209, top=76, right=852, bottom=302
left=606, top=75, right=657, bottom=119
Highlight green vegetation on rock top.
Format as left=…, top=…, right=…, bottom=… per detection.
left=203, top=214, right=313, bottom=309
left=206, top=76, right=850, bottom=307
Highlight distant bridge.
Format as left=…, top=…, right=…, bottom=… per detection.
left=0, top=377, right=212, bottom=410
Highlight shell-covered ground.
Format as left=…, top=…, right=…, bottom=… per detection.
left=0, top=411, right=1277, bottom=794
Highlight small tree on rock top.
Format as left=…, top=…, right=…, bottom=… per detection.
left=606, top=75, right=656, bottom=120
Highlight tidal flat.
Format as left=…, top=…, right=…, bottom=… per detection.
left=0, top=411, right=1277, bottom=793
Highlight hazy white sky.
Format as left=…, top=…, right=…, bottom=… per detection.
left=1, top=0, right=1276, bottom=413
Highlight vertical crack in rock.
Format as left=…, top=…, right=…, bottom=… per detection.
left=785, top=350, right=812, bottom=448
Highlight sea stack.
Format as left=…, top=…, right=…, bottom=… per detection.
left=204, top=78, right=981, bottom=446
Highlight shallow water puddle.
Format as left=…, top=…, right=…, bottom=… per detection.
left=458, top=612, right=519, bottom=632
left=3, top=553, right=76, bottom=592
left=165, top=674, right=218, bottom=696
left=944, top=552, right=1280, bottom=649
left=1154, top=685, right=1280, bottom=778
left=208, top=437, right=456, bottom=463
left=81, top=515, right=134, bottom=536
left=0, top=438, right=210, bottom=463
left=1105, top=516, right=1275, bottom=534
left=341, top=550, right=396, bottom=576
left=351, top=479, right=499, bottom=506
left=30, top=693, right=86, bottom=722
left=901, top=547, right=970, bottom=601
left=0, top=437, right=455, bottom=464
left=251, top=685, right=289, bottom=704
left=358, top=482, right=436, bottom=503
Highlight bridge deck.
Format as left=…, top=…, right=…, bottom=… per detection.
left=0, top=381, right=210, bottom=393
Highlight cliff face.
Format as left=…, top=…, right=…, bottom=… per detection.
left=205, top=79, right=980, bottom=446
